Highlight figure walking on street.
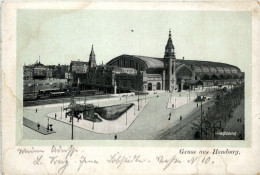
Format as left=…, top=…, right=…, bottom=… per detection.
left=37, top=122, right=40, bottom=130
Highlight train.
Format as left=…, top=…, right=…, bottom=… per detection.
left=23, top=88, right=99, bottom=101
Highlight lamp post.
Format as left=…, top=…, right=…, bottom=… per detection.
left=47, top=118, right=50, bottom=131
left=200, top=100, right=203, bottom=140
left=60, top=107, right=62, bottom=119
left=67, top=97, right=77, bottom=140
left=189, top=88, right=191, bottom=101
left=138, top=91, right=140, bottom=111
left=126, top=109, right=128, bottom=125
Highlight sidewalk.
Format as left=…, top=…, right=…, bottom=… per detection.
left=46, top=100, right=149, bottom=134
left=167, top=95, right=196, bottom=109
left=23, top=117, right=56, bottom=135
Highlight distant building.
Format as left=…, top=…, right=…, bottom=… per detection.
left=51, top=64, right=69, bottom=79
left=84, top=66, right=141, bottom=93
left=70, top=61, right=88, bottom=74
left=33, top=61, right=47, bottom=79
left=72, top=45, right=97, bottom=89
left=23, top=66, right=33, bottom=80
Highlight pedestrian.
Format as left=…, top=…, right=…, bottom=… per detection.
left=237, top=117, right=239, bottom=122
left=36, top=109, right=37, bottom=113
left=55, top=113, right=57, bottom=120
left=50, top=124, right=53, bottom=131
left=172, top=104, right=174, bottom=108
left=197, top=103, right=198, bottom=108
left=157, top=94, right=159, bottom=98
left=114, top=135, right=117, bottom=140
left=37, top=122, right=40, bottom=130
left=180, top=115, right=182, bottom=121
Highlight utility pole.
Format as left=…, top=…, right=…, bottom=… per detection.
left=60, top=107, right=62, bottom=119
left=138, top=91, right=140, bottom=111
left=72, top=108, right=74, bottom=140
left=126, top=109, right=127, bottom=125
left=68, top=97, right=77, bottom=140
left=200, top=100, right=203, bottom=140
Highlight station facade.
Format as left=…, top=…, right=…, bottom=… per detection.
left=106, top=30, right=243, bottom=92
left=77, top=30, right=244, bottom=93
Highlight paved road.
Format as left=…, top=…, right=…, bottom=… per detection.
left=23, top=90, right=219, bottom=140
left=154, top=94, right=217, bottom=140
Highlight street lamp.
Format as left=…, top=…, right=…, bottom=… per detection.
left=138, top=91, right=140, bottom=111
left=67, top=97, right=77, bottom=140
left=126, top=109, right=128, bottom=125
left=200, top=99, right=203, bottom=140
left=60, top=107, right=62, bottom=119
left=134, top=104, right=136, bottom=115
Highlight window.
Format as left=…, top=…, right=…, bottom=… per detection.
left=148, top=83, right=152, bottom=91
left=156, top=82, right=161, bottom=90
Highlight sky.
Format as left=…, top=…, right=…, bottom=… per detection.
left=17, top=10, right=251, bottom=71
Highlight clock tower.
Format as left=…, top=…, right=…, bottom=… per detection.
left=164, top=30, right=176, bottom=91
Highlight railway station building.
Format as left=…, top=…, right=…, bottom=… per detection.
left=81, top=30, right=244, bottom=93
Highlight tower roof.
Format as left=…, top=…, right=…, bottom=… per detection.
left=90, top=45, right=95, bottom=56
left=165, top=29, right=174, bottom=50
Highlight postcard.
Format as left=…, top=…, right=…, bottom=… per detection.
left=2, top=1, right=260, bottom=174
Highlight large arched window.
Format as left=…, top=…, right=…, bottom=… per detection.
left=156, top=82, right=161, bottom=90
left=176, top=66, right=192, bottom=78
left=148, top=83, right=152, bottom=91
